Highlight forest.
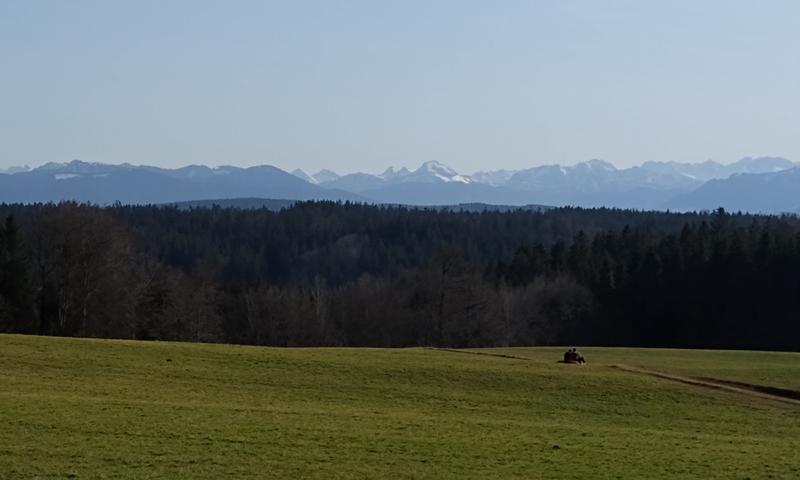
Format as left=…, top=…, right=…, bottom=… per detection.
left=0, top=201, right=798, bottom=351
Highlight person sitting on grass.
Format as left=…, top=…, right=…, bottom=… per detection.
left=563, top=348, right=586, bottom=364
left=563, top=348, right=577, bottom=363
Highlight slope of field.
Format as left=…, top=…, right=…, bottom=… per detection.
left=1, top=335, right=799, bottom=479
left=477, top=347, right=800, bottom=391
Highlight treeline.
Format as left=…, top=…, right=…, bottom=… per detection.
left=0, top=202, right=798, bottom=350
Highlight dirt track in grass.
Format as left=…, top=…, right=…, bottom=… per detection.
left=435, top=347, right=800, bottom=407
left=610, top=364, right=800, bottom=407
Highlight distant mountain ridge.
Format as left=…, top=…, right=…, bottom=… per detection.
left=2, top=156, right=798, bottom=213
left=286, top=156, right=796, bottom=192
left=300, top=160, right=472, bottom=193
left=667, top=167, right=800, bottom=214
left=288, top=156, right=798, bottom=210
left=640, top=157, right=795, bottom=182
left=0, top=160, right=364, bottom=205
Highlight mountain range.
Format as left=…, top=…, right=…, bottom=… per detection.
left=0, top=162, right=364, bottom=205
left=290, top=156, right=799, bottom=212
left=1, top=157, right=799, bottom=213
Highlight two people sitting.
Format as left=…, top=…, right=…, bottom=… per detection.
left=563, top=348, right=585, bottom=364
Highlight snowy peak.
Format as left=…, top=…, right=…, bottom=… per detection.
left=412, top=161, right=471, bottom=184
left=415, top=160, right=458, bottom=177
left=419, top=160, right=457, bottom=175
left=470, top=169, right=517, bottom=187
left=7, top=156, right=799, bottom=212
left=312, top=169, right=340, bottom=184
left=35, top=160, right=120, bottom=174
left=290, top=169, right=317, bottom=184
left=574, top=159, right=617, bottom=172
left=29, top=160, right=140, bottom=181
left=315, top=161, right=472, bottom=192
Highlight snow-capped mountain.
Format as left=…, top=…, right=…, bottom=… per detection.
left=290, top=169, right=317, bottom=184
left=321, top=156, right=797, bottom=210
left=379, top=167, right=411, bottom=181
left=287, top=168, right=341, bottom=185
left=470, top=169, right=518, bottom=187
left=639, top=160, right=728, bottom=181
left=471, top=157, right=796, bottom=190
left=321, top=172, right=387, bottom=193
left=312, top=169, right=340, bottom=184
left=402, top=161, right=471, bottom=184
left=0, top=160, right=364, bottom=205
left=3, top=156, right=798, bottom=212
left=319, top=161, right=471, bottom=193
left=506, top=159, right=620, bottom=191
left=491, top=159, right=691, bottom=208
left=639, top=157, right=795, bottom=182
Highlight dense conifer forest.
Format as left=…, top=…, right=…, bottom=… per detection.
left=1, top=201, right=798, bottom=351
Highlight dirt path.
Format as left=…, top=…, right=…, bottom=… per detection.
left=610, top=364, right=800, bottom=407
left=430, top=347, right=800, bottom=407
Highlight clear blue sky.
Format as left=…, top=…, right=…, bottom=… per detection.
left=2, top=1, right=799, bottom=173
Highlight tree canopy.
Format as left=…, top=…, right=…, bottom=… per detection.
left=0, top=202, right=797, bottom=351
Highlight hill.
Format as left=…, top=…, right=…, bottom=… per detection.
left=1, top=334, right=798, bottom=479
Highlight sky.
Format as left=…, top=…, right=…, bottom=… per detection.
left=1, top=1, right=799, bottom=174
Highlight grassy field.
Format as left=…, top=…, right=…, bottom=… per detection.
left=478, top=346, right=800, bottom=391
left=1, top=335, right=799, bottom=479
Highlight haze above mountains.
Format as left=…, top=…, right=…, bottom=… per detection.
left=1, top=156, right=799, bottom=214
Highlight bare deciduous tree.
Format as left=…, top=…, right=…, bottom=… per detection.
left=31, top=203, right=139, bottom=337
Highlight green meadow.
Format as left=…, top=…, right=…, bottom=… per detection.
left=1, top=334, right=798, bottom=479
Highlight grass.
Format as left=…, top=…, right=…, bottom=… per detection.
left=477, top=346, right=800, bottom=391
left=1, top=334, right=798, bottom=479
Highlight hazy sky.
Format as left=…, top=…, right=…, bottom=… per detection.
left=2, top=1, right=799, bottom=174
